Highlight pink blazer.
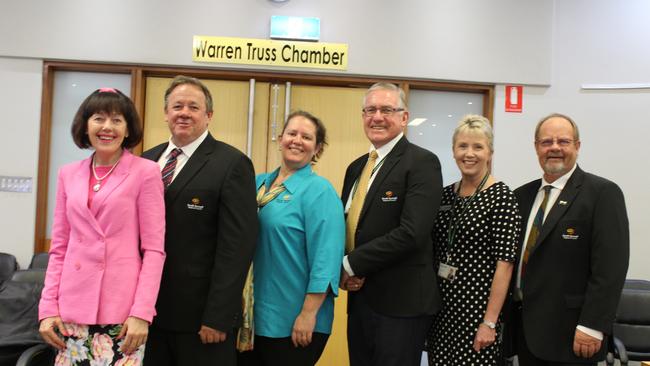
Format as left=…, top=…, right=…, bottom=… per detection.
left=39, top=150, right=166, bottom=324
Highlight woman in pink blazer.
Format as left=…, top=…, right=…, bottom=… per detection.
left=38, top=88, right=166, bottom=366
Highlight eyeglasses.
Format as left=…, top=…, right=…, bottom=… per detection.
left=362, top=106, right=404, bottom=117
left=536, top=137, right=575, bottom=148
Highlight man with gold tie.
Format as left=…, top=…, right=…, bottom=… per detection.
left=339, top=82, right=443, bottom=366
left=505, top=113, right=629, bottom=365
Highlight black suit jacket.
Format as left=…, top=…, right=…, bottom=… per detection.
left=142, top=133, right=258, bottom=333
left=342, top=136, right=443, bottom=317
left=505, top=166, right=629, bottom=363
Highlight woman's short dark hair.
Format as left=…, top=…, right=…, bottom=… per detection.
left=70, top=88, right=143, bottom=149
left=281, top=110, right=328, bottom=162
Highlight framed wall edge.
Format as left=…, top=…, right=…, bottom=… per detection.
left=34, top=63, right=54, bottom=254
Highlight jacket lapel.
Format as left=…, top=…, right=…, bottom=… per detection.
left=142, top=143, right=168, bottom=163
left=71, top=157, right=104, bottom=235
left=165, top=134, right=216, bottom=204
left=515, top=182, right=539, bottom=258
left=532, top=167, right=584, bottom=255
left=342, top=157, right=366, bottom=205
left=359, top=136, right=407, bottom=221
left=518, top=185, right=537, bottom=226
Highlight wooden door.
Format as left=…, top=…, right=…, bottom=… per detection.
left=289, top=85, right=369, bottom=366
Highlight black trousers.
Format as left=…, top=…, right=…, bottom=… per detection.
left=514, top=303, right=596, bottom=366
left=0, top=345, right=29, bottom=366
left=347, top=293, right=432, bottom=366
left=237, top=333, right=329, bottom=366
left=144, top=325, right=236, bottom=366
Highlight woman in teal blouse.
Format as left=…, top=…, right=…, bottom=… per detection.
left=238, top=111, right=345, bottom=366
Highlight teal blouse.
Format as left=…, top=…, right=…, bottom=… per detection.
left=253, top=164, right=345, bottom=337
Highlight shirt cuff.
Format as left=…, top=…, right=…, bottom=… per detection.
left=342, top=255, right=355, bottom=276
left=576, top=325, right=603, bottom=340
left=307, top=278, right=332, bottom=294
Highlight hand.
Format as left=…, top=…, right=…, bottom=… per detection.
left=292, top=311, right=317, bottom=347
left=339, top=268, right=350, bottom=290
left=198, top=325, right=227, bottom=344
left=39, top=316, right=68, bottom=351
left=345, top=276, right=365, bottom=292
left=472, top=323, right=496, bottom=352
left=573, top=328, right=602, bottom=358
left=117, top=316, right=149, bottom=354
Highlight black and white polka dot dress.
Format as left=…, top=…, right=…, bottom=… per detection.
left=426, top=181, right=521, bottom=366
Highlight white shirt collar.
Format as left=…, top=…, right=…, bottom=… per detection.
left=370, top=132, right=404, bottom=160
left=162, top=130, right=209, bottom=159
left=540, top=163, right=577, bottom=191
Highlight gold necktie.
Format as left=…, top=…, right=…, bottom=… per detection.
left=346, top=150, right=379, bottom=253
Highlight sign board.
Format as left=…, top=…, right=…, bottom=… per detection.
left=193, top=35, right=348, bottom=70
left=505, top=85, right=523, bottom=113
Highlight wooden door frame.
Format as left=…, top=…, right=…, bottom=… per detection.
left=34, top=60, right=495, bottom=253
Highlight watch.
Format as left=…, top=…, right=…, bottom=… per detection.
left=482, top=320, right=497, bottom=329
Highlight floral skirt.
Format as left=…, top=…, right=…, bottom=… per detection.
left=54, top=323, right=145, bottom=366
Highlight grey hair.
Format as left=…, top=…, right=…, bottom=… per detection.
left=363, top=82, right=407, bottom=109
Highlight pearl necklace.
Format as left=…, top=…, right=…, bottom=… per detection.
left=92, top=155, right=121, bottom=192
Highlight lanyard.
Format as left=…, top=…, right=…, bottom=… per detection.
left=444, top=172, right=490, bottom=261
left=350, top=154, right=388, bottom=198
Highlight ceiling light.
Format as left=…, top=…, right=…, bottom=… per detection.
left=408, top=118, right=427, bottom=126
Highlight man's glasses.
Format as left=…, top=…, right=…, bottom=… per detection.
left=362, top=106, right=404, bottom=117
left=536, top=138, right=575, bottom=148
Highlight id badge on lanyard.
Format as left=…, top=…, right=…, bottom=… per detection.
left=438, top=261, right=459, bottom=282
left=438, top=173, right=489, bottom=283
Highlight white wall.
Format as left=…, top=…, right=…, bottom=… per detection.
left=493, top=0, right=650, bottom=278
left=1, top=0, right=648, bottom=278
left=0, top=57, right=43, bottom=268
left=0, top=0, right=552, bottom=85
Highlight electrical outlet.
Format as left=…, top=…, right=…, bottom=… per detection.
left=0, top=176, right=33, bottom=193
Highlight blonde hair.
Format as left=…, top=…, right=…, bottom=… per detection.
left=452, top=114, right=494, bottom=152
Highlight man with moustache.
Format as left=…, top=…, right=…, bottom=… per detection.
left=340, top=82, right=443, bottom=366
left=506, top=113, right=629, bottom=365
left=142, top=75, right=258, bottom=366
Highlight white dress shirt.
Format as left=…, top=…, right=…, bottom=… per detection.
left=156, top=130, right=209, bottom=183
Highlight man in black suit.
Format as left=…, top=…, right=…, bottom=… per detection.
left=142, top=75, right=258, bottom=366
left=340, top=82, right=443, bottom=366
left=507, top=113, right=629, bottom=365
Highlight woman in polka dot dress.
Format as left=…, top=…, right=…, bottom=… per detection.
left=426, top=115, right=521, bottom=365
